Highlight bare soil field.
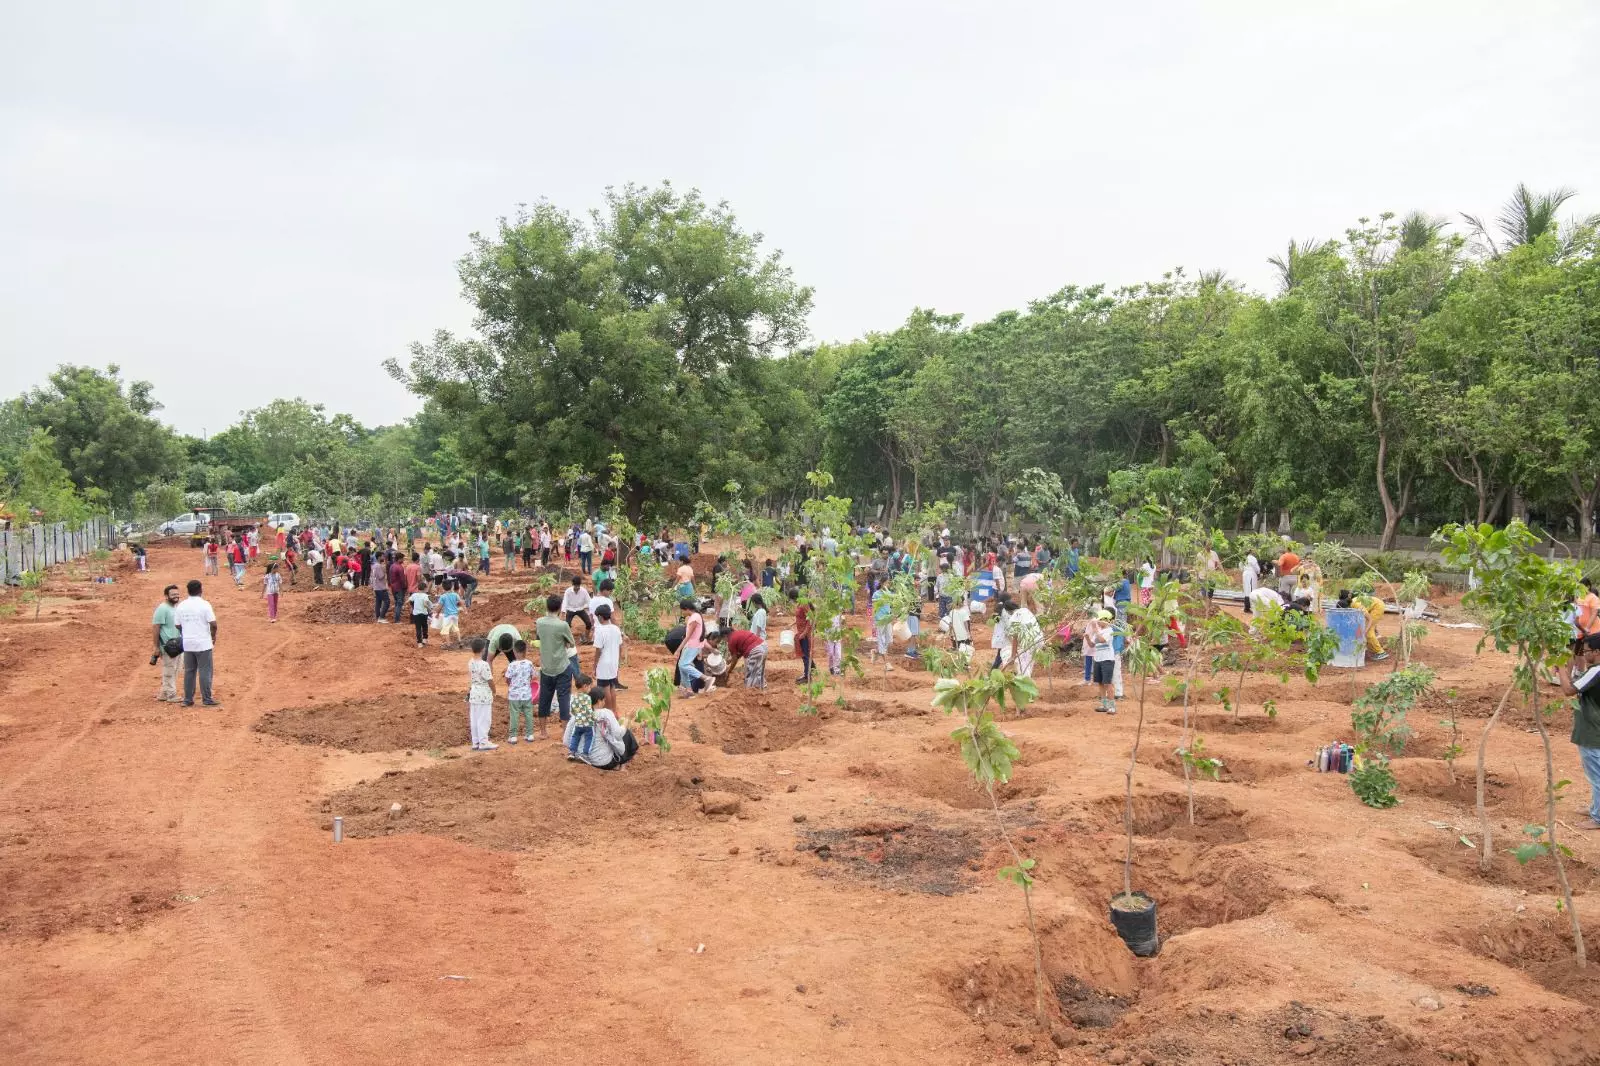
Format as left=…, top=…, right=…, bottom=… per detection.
left=2, top=540, right=1598, bottom=1065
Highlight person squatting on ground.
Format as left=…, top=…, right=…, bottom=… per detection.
left=466, top=637, right=496, bottom=750
left=174, top=579, right=220, bottom=708
left=563, top=682, right=638, bottom=769
left=708, top=626, right=767, bottom=689
left=562, top=574, right=592, bottom=642
left=151, top=583, right=183, bottom=703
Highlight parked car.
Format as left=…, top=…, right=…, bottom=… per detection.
left=158, top=513, right=211, bottom=537
left=266, top=512, right=301, bottom=530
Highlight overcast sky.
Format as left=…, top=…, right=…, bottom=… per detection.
left=3, top=1, right=1597, bottom=436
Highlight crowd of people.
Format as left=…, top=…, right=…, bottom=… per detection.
left=135, top=510, right=1600, bottom=825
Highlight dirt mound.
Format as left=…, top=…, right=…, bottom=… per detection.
left=256, top=692, right=468, bottom=752
left=703, top=688, right=827, bottom=754
left=301, top=591, right=379, bottom=624
left=328, top=748, right=765, bottom=851
left=796, top=814, right=984, bottom=895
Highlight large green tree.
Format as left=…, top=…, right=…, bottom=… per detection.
left=21, top=365, right=182, bottom=509
left=389, top=184, right=813, bottom=521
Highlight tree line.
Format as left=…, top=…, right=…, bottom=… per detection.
left=5, top=182, right=1597, bottom=550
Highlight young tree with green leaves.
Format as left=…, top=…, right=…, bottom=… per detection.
left=1438, top=521, right=1586, bottom=967
left=931, top=671, right=1046, bottom=1027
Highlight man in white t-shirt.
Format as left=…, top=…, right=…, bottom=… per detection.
left=173, top=579, right=220, bottom=707
left=591, top=604, right=623, bottom=710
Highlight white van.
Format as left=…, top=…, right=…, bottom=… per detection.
left=159, top=513, right=211, bottom=536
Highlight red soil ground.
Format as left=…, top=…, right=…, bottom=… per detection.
left=2, top=540, right=1598, bottom=1065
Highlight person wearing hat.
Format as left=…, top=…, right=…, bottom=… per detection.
left=1085, top=609, right=1119, bottom=713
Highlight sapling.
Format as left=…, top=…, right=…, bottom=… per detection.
left=632, top=666, right=675, bottom=753
left=1115, top=577, right=1177, bottom=911
left=1439, top=688, right=1463, bottom=784
left=931, top=671, right=1047, bottom=1028
left=1350, top=665, right=1435, bottom=756
left=1437, top=521, right=1586, bottom=967
left=19, top=570, right=44, bottom=621
left=1173, top=735, right=1224, bottom=781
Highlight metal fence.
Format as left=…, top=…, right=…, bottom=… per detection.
left=1, top=517, right=113, bottom=584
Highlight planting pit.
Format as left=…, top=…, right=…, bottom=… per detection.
left=1189, top=711, right=1299, bottom=735
left=848, top=755, right=1048, bottom=811
left=1087, top=792, right=1250, bottom=844
left=1405, top=836, right=1597, bottom=896
left=701, top=688, right=828, bottom=755
left=1450, top=914, right=1600, bottom=998
left=797, top=814, right=985, bottom=895
left=850, top=671, right=931, bottom=693
left=1389, top=759, right=1514, bottom=810
left=256, top=692, right=468, bottom=752
left=328, top=749, right=764, bottom=851
left=839, top=697, right=928, bottom=720
left=1141, top=744, right=1298, bottom=785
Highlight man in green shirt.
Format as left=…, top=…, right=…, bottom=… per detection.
left=151, top=584, right=182, bottom=703
left=535, top=594, right=577, bottom=723
left=1558, top=634, right=1600, bottom=829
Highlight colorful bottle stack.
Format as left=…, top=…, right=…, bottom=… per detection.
left=1315, top=742, right=1354, bottom=773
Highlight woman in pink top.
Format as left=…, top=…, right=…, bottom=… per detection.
left=676, top=597, right=711, bottom=697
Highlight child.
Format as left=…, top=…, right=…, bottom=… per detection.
left=947, top=597, right=973, bottom=664
left=563, top=677, right=598, bottom=761
left=1086, top=610, right=1117, bottom=714
left=505, top=639, right=539, bottom=742
left=263, top=562, right=281, bottom=623
left=408, top=585, right=433, bottom=648
left=132, top=541, right=148, bottom=571
left=436, top=579, right=462, bottom=643
left=592, top=604, right=623, bottom=711
left=826, top=612, right=844, bottom=676
left=748, top=594, right=768, bottom=641
left=871, top=585, right=893, bottom=668
left=467, top=637, right=497, bottom=750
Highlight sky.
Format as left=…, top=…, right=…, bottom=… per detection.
left=3, top=1, right=1597, bottom=436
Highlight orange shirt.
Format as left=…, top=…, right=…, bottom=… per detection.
left=1278, top=552, right=1301, bottom=576
left=1578, top=592, right=1600, bottom=636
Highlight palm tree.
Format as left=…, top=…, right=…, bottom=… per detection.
left=1397, top=210, right=1447, bottom=251
left=1266, top=238, right=1326, bottom=293
left=1461, top=183, right=1599, bottom=258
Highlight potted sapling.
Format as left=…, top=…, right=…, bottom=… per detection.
left=1110, top=576, right=1179, bottom=956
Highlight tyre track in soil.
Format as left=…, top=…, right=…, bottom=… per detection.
left=0, top=624, right=152, bottom=802
left=170, top=629, right=311, bottom=1066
